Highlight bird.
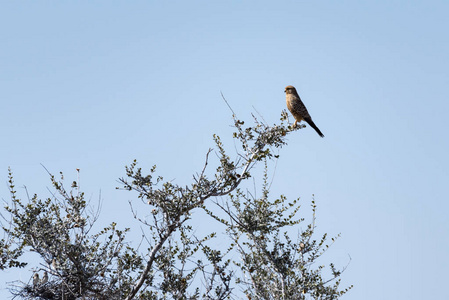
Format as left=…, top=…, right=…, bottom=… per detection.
left=33, top=273, right=39, bottom=286
left=284, top=85, right=324, bottom=137
left=41, top=271, right=48, bottom=284
left=51, top=258, right=58, bottom=270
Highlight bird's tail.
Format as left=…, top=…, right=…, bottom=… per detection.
left=304, top=117, right=324, bottom=138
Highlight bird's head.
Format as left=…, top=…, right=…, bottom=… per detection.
left=284, top=85, right=297, bottom=94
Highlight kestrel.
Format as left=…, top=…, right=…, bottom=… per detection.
left=285, top=85, right=324, bottom=137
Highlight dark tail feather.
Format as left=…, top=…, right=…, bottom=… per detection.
left=304, top=118, right=324, bottom=138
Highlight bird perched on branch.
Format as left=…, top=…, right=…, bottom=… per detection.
left=41, top=271, right=48, bottom=284
left=33, top=273, right=39, bottom=286
left=285, top=85, right=324, bottom=137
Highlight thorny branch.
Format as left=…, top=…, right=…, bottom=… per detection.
left=1, top=103, right=352, bottom=299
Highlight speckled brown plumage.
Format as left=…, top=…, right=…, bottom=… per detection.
left=285, top=85, right=324, bottom=137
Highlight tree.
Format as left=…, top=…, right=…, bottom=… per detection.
left=1, top=107, right=352, bottom=299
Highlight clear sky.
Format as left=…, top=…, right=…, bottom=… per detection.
left=1, top=1, right=448, bottom=299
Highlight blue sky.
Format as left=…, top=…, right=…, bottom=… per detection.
left=1, top=1, right=448, bottom=299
